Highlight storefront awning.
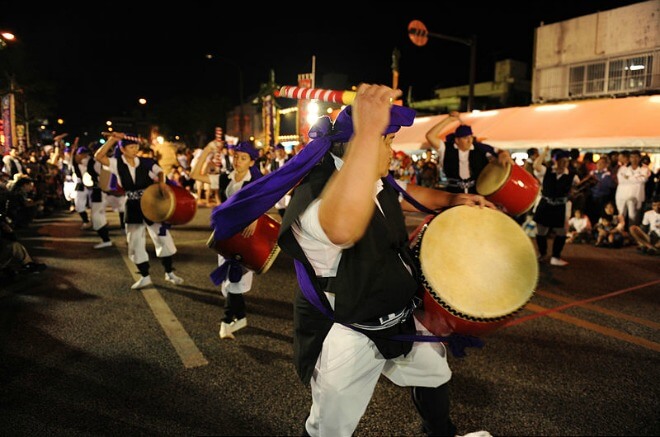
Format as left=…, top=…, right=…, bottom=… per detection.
left=392, top=95, right=660, bottom=152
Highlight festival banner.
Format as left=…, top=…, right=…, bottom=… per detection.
left=1, top=94, right=16, bottom=154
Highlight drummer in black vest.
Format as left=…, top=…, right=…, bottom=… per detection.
left=532, top=147, right=580, bottom=266
left=425, top=111, right=511, bottom=193
left=95, top=132, right=184, bottom=290
left=278, top=84, right=495, bottom=437
left=74, top=143, right=114, bottom=249
left=71, top=143, right=93, bottom=230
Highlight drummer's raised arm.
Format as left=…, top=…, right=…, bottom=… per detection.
left=533, top=146, right=550, bottom=173
left=190, top=143, right=215, bottom=184
left=425, top=111, right=460, bottom=150
left=95, top=132, right=124, bottom=166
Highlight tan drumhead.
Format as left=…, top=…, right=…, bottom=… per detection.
left=476, top=162, right=512, bottom=196
left=140, top=184, right=175, bottom=223
left=419, top=205, right=537, bottom=318
left=98, top=168, right=112, bottom=192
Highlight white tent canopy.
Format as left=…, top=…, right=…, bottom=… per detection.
left=392, top=95, right=660, bottom=152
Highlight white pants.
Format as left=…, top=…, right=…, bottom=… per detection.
left=615, top=192, right=643, bottom=225
left=90, top=194, right=108, bottom=231
left=106, top=194, right=126, bottom=213
left=219, top=254, right=254, bottom=297
left=305, top=316, right=451, bottom=437
left=74, top=188, right=90, bottom=213
left=126, top=222, right=177, bottom=265
left=63, top=180, right=77, bottom=202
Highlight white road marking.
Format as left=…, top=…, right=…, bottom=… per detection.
left=118, top=244, right=209, bottom=369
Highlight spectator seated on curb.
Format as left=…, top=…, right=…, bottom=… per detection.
left=0, top=212, right=47, bottom=279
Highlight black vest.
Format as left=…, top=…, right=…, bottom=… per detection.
left=443, top=145, right=490, bottom=193
left=278, top=154, right=419, bottom=383
left=117, top=157, right=157, bottom=224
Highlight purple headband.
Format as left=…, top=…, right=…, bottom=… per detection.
left=210, top=104, right=417, bottom=242
left=118, top=133, right=140, bottom=148
left=76, top=146, right=90, bottom=155
left=311, top=104, right=416, bottom=143
left=234, top=141, right=259, bottom=160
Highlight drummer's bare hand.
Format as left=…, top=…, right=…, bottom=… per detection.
left=352, top=83, right=402, bottom=139
left=450, top=193, right=496, bottom=209
left=497, top=150, right=514, bottom=166
left=241, top=220, right=258, bottom=238
left=158, top=181, right=168, bottom=196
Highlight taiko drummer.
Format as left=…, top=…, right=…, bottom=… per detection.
left=276, top=85, right=496, bottom=436
left=425, top=110, right=512, bottom=193
left=95, top=132, right=185, bottom=290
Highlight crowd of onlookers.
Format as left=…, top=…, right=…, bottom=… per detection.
left=389, top=146, right=660, bottom=255
left=2, top=133, right=659, bottom=284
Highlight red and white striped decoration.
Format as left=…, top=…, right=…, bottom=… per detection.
left=276, top=86, right=356, bottom=104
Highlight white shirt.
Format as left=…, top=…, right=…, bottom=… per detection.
left=616, top=165, right=650, bottom=202
left=642, top=209, right=660, bottom=236
left=225, top=170, right=252, bottom=198
left=568, top=216, right=591, bottom=233
left=291, top=154, right=406, bottom=278
left=107, top=156, right=162, bottom=187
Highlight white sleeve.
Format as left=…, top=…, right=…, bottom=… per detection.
left=291, top=199, right=351, bottom=277
left=534, top=165, right=547, bottom=181
left=149, top=161, right=163, bottom=179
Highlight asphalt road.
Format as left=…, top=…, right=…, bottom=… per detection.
left=1, top=205, right=658, bottom=436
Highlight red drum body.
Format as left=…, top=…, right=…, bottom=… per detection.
left=476, top=162, right=539, bottom=217
left=140, top=184, right=197, bottom=225
left=207, top=214, right=281, bottom=274
left=409, top=206, right=538, bottom=337
left=98, top=169, right=125, bottom=196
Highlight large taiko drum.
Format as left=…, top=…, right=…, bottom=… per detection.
left=410, top=206, right=538, bottom=337
left=476, top=162, right=540, bottom=217
left=140, top=183, right=197, bottom=225
left=207, top=214, right=281, bottom=274
left=98, top=168, right=125, bottom=196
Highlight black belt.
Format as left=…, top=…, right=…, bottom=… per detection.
left=126, top=190, right=144, bottom=200
left=350, top=296, right=421, bottom=331
left=542, top=196, right=568, bottom=205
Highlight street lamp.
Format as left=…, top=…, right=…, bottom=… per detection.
left=205, top=54, right=245, bottom=140
left=0, top=32, right=16, bottom=50
left=408, top=20, right=477, bottom=112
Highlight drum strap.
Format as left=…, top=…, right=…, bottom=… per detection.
left=384, top=174, right=437, bottom=215
left=293, top=258, right=484, bottom=357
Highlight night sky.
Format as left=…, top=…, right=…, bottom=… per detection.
left=0, top=1, right=643, bottom=140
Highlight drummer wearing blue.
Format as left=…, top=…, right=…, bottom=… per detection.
left=95, top=132, right=184, bottom=290
left=196, top=141, right=263, bottom=340
left=278, top=84, right=495, bottom=437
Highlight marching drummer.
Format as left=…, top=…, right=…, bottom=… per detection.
left=95, top=132, right=184, bottom=290
left=425, top=111, right=512, bottom=193
left=193, top=140, right=262, bottom=340
left=276, top=85, right=496, bottom=436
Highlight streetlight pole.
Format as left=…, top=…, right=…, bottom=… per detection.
left=408, top=21, right=477, bottom=112
left=205, top=54, right=245, bottom=140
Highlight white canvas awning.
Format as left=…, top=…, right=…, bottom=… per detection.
left=392, top=95, right=660, bottom=152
